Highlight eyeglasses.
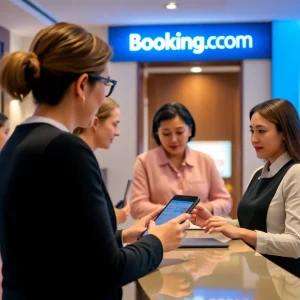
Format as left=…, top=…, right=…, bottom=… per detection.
left=88, top=73, right=117, bottom=97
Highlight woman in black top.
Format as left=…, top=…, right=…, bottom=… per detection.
left=74, top=97, right=130, bottom=225
left=192, top=99, right=300, bottom=277
left=0, top=22, right=190, bottom=299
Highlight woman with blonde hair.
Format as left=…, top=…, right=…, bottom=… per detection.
left=74, top=97, right=130, bottom=224
left=0, top=22, right=190, bottom=299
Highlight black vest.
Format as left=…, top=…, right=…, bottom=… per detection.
left=238, top=160, right=300, bottom=277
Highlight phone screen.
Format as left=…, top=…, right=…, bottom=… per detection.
left=141, top=199, right=195, bottom=237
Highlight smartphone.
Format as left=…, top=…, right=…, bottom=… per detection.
left=115, top=179, right=132, bottom=209
left=140, top=195, right=200, bottom=238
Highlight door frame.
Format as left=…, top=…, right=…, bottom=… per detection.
left=136, top=61, right=243, bottom=218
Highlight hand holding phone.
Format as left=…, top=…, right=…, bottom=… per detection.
left=115, top=179, right=132, bottom=209
left=122, top=207, right=164, bottom=244
left=115, top=200, right=125, bottom=209
left=148, top=213, right=191, bottom=252
left=140, top=195, right=200, bottom=252
left=141, top=195, right=200, bottom=237
left=114, top=203, right=130, bottom=225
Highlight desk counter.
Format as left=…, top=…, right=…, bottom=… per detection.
left=136, top=230, right=300, bottom=300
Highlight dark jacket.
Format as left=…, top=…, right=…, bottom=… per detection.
left=0, top=123, right=163, bottom=299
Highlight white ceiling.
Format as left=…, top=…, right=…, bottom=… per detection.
left=0, top=0, right=47, bottom=36
left=1, top=0, right=300, bottom=37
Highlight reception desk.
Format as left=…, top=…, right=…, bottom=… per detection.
left=136, top=230, right=300, bottom=300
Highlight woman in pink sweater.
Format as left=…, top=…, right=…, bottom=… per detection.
left=130, top=102, right=232, bottom=219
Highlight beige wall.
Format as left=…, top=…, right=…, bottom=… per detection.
left=242, top=60, right=271, bottom=190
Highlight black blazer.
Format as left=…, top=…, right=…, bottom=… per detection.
left=0, top=123, right=163, bottom=300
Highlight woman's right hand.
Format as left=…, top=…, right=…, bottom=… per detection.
left=148, top=214, right=191, bottom=252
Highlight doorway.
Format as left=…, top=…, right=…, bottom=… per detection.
left=137, top=62, right=242, bottom=218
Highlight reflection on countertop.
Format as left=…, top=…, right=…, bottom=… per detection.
left=137, top=231, right=300, bottom=300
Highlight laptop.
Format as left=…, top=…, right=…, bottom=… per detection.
left=179, top=238, right=229, bottom=248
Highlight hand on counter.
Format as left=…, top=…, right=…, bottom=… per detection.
left=203, top=217, right=258, bottom=247
left=203, top=217, right=242, bottom=239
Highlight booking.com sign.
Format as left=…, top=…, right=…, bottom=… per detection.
left=108, top=23, right=271, bottom=62
left=129, top=32, right=253, bottom=54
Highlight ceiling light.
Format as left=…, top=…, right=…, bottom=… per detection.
left=166, top=2, right=178, bottom=10
left=190, top=67, right=202, bottom=73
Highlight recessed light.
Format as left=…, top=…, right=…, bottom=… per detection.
left=166, top=2, right=178, bottom=10
left=190, top=67, right=202, bottom=73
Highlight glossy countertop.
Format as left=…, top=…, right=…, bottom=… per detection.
left=136, top=230, right=300, bottom=300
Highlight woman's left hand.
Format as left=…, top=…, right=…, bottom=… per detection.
left=122, top=207, right=163, bottom=244
left=203, top=217, right=242, bottom=240
left=114, top=203, right=130, bottom=224
left=190, top=203, right=213, bottom=227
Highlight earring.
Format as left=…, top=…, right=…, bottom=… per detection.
left=81, top=95, right=85, bottom=102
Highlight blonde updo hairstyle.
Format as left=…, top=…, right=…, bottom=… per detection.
left=74, top=97, right=119, bottom=135
left=0, top=22, right=112, bottom=105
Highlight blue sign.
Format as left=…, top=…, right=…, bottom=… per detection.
left=272, top=21, right=300, bottom=113
left=108, top=23, right=271, bottom=62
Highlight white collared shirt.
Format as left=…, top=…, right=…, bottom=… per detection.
left=260, top=152, right=292, bottom=178
left=227, top=152, right=300, bottom=259
left=22, top=116, right=69, bottom=132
